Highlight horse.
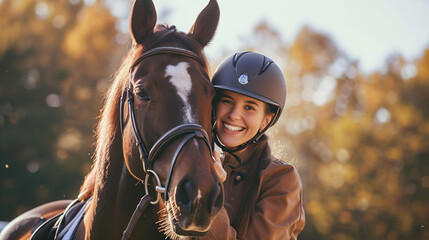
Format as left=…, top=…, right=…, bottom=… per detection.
left=0, top=0, right=223, bottom=239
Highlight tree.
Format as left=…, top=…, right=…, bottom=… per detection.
left=0, top=0, right=120, bottom=220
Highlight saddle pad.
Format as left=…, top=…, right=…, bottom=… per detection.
left=30, top=197, right=91, bottom=240
left=56, top=199, right=91, bottom=240
left=30, top=213, right=62, bottom=240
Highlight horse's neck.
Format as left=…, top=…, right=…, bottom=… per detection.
left=86, top=141, right=163, bottom=239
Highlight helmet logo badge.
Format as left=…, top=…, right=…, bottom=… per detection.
left=238, top=73, right=248, bottom=85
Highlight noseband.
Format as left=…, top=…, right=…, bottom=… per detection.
left=119, top=47, right=213, bottom=240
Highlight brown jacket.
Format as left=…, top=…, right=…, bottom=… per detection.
left=200, top=135, right=305, bottom=240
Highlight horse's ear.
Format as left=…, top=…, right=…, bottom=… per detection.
left=130, top=0, right=157, bottom=44
left=188, top=0, right=220, bottom=47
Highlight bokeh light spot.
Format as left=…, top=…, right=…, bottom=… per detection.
left=35, top=2, right=50, bottom=19
left=27, top=162, right=40, bottom=173
left=53, top=15, right=66, bottom=29
left=84, top=0, right=95, bottom=6
left=46, top=94, right=62, bottom=108
left=400, top=63, right=417, bottom=80
left=312, top=75, right=337, bottom=106
left=336, top=148, right=350, bottom=163
left=69, top=0, right=80, bottom=5
left=57, top=128, right=83, bottom=152
left=375, top=108, right=390, bottom=124
left=24, top=68, right=40, bottom=89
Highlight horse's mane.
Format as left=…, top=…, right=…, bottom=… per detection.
left=78, top=24, right=208, bottom=201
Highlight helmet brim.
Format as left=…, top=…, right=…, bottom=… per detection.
left=213, top=85, right=280, bottom=108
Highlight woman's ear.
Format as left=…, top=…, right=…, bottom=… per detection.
left=260, top=113, right=275, bottom=131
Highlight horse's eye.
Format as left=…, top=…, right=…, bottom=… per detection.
left=136, top=87, right=151, bottom=101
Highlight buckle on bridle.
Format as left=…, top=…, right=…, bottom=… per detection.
left=144, top=170, right=165, bottom=205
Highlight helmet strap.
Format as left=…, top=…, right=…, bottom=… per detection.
left=213, top=127, right=263, bottom=165
left=213, top=134, right=243, bottom=165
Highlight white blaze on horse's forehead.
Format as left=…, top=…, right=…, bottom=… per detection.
left=165, top=62, right=194, bottom=123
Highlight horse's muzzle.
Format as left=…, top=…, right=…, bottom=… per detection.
left=172, top=178, right=223, bottom=235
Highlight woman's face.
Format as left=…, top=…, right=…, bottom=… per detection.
left=215, top=90, right=274, bottom=148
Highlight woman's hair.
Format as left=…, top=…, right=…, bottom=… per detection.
left=265, top=102, right=277, bottom=116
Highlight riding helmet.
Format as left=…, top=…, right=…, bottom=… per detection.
left=212, top=51, right=286, bottom=128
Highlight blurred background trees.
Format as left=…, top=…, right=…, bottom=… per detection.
left=257, top=24, right=429, bottom=240
left=0, top=0, right=428, bottom=239
left=0, top=0, right=120, bottom=217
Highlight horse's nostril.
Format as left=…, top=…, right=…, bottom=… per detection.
left=176, top=178, right=194, bottom=213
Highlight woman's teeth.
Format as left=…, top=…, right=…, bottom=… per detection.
left=224, top=123, right=243, bottom=131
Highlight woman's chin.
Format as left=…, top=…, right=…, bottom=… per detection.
left=219, top=137, right=246, bottom=149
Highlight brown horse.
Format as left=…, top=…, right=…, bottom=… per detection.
left=0, top=0, right=223, bottom=239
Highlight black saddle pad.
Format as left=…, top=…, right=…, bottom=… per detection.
left=30, top=213, right=62, bottom=240
left=31, top=199, right=86, bottom=240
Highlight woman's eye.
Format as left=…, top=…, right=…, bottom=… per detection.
left=245, top=105, right=255, bottom=111
left=221, top=99, right=232, bottom=104
left=136, top=88, right=150, bottom=101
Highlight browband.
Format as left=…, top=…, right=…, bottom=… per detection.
left=131, top=46, right=204, bottom=69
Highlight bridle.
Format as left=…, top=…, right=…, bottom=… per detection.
left=119, top=47, right=213, bottom=240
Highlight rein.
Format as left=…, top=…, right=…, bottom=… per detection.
left=119, top=47, right=212, bottom=240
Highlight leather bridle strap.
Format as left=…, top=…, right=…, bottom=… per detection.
left=131, top=46, right=204, bottom=69
left=149, top=123, right=211, bottom=160
left=148, top=124, right=212, bottom=201
left=121, top=194, right=152, bottom=240
left=127, top=86, right=151, bottom=172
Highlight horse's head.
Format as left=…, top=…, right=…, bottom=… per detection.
left=120, top=0, right=222, bottom=237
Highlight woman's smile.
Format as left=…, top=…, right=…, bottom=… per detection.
left=222, top=122, right=244, bottom=133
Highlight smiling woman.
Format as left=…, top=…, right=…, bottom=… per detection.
left=201, top=51, right=305, bottom=240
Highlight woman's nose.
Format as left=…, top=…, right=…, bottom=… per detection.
left=228, top=105, right=241, bottom=120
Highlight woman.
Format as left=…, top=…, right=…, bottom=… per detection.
left=205, top=51, right=305, bottom=240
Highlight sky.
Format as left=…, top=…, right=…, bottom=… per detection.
left=109, top=0, right=429, bottom=73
